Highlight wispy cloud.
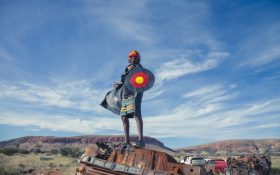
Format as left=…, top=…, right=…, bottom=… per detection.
left=143, top=84, right=237, bottom=137
left=144, top=98, right=280, bottom=139
left=0, top=80, right=109, bottom=113
left=0, top=83, right=279, bottom=140
left=252, top=45, right=280, bottom=66
left=156, top=58, right=218, bottom=82
left=237, top=24, right=280, bottom=68
left=147, top=50, right=229, bottom=100
left=183, top=84, right=238, bottom=104
left=241, top=45, right=280, bottom=67
left=144, top=58, right=219, bottom=100
left=0, top=112, right=122, bottom=134
left=86, top=0, right=156, bottom=44
left=255, top=123, right=280, bottom=129
left=143, top=83, right=280, bottom=139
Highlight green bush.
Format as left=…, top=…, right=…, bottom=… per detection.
left=50, top=149, right=59, bottom=155
left=34, top=148, right=41, bottom=154
left=60, top=147, right=82, bottom=158
left=18, top=149, right=30, bottom=154
left=0, top=166, right=21, bottom=175
left=0, top=148, right=19, bottom=156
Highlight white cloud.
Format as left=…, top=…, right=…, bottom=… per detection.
left=0, top=87, right=279, bottom=140
left=183, top=84, right=238, bottom=104
left=142, top=83, right=280, bottom=139
left=143, top=99, right=280, bottom=139
left=143, top=40, right=229, bottom=100
left=183, top=84, right=223, bottom=98
left=153, top=46, right=229, bottom=83
left=253, top=45, right=280, bottom=66
left=143, top=83, right=165, bottom=101
left=140, top=49, right=229, bottom=100
left=0, top=112, right=122, bottom=134
left=141, top=84, right=234, bottom=137
left=156, top=58, right=218, bottom=82
left=237, top=24, right=280, bottom=67
left=242, top=45, right=280, bottom=67
left=0, top=80, right=109, bottom=113
left=255, top=123, right=280, bottom=129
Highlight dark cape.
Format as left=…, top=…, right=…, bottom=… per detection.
left=100, top=63, right=143, bottom=117
left=100, top=84, right=123, bottom=115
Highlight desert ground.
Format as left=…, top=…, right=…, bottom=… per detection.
left=0, top=153, right=280, bottom=175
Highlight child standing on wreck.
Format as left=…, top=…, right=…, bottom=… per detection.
left=114, top=50, right=145, bottom=148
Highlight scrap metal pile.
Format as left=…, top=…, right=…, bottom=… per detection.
left=76, top=142, right=208, bottom=175
left=226, top=155, right=271, bottom=175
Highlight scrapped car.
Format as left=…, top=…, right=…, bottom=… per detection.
left=227, top=155, right=271, bottom=175
left=205, top=159, right=230, bottom=175
left=76, top=142, right=209, bottom=175
left=180, top=156, right=206, bottom=166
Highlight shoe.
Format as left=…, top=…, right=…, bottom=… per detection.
left=134, top=140, right=145, bottom=148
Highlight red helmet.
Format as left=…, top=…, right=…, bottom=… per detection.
left=128, top=50, right=141, bottom=62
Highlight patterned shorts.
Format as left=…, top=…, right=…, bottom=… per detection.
left=120, top=96, right=135, bottom=117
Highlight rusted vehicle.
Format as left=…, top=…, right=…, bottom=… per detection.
left=227, top=155, right=271, bottom=175
left=205, top=159, right=230, bottom=175
left=76, top=142, right=208, bottom=175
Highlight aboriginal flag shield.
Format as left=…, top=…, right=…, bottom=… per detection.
left=124, top=68, right=155, bottom=93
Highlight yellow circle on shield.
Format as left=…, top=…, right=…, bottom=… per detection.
left=135, top=76, right=144, bottom=84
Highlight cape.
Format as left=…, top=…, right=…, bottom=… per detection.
left=100, top=84, right=124, bottom=115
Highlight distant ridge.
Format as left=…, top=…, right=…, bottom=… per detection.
left=0, top=135, right=175, bottom=154
left=0, top=135, right=164, bottom=147
left=1, top=137, right=279, bottom=156
left=175, top=139, right=280, bottom=156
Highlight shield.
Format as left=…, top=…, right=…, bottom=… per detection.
left=124, top=68, right=155, bottom=93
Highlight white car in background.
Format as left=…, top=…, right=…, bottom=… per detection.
left=180, top=156, right=206, bottom=166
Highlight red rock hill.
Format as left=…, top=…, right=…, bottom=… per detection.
left=0, top=135, right=175, bottom=154
left=175, top=139, right=280, bottom=155
left=0, top=135, right=163, bottom=147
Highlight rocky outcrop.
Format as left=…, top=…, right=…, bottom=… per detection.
left=175, top=139, right=280, bottom=155
left=0, top=135, right=165, bottom=150
left=0, top=135, right=163, bottom=146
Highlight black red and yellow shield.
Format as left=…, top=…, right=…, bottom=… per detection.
left=125, top=68, right=155, bottom=93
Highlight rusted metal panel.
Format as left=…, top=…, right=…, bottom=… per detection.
left=227, top=155, right=271, bottom=175
left=76, top=142, right=208, bottom=175
left=127, top=152, right=136, bottom=167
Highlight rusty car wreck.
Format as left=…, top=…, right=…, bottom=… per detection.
left=76, top=142, right=208, bottom=175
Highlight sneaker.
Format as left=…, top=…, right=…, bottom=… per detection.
left=134, top=140, right=145, bottom=148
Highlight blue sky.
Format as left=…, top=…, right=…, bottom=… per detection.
left=0, top=0, right=279, bottom=148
